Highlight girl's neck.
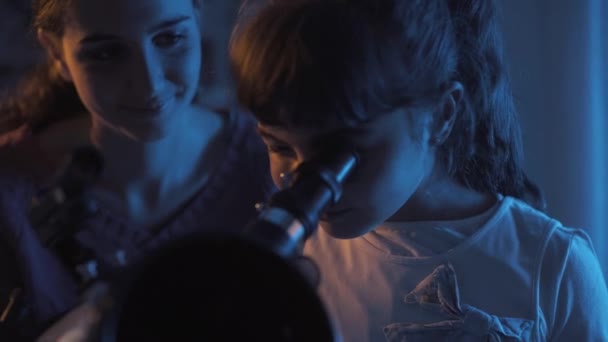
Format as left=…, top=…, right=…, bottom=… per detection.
left=90, top=106, right=225, bottom=188
left=87, top=107, right=227, bottom=226
left=34, top=108, right=228, bottom=226
left=390, top=164, right=497, bottom=223
left=91, top=120, right=186, bottom=184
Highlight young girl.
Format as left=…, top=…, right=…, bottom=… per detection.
left=0, top=0, right=273, bottom=339
left=229, top=0, right=608, bottom=341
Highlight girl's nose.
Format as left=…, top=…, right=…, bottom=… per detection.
left=128, top=49, right=165, bottom=99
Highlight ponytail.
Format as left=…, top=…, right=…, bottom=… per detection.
left=444, top=0, right=546, bottom=211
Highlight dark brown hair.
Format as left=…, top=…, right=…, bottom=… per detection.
left=230, top=0, right=545, bottom=210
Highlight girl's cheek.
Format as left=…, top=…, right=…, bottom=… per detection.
left=269, top=157, right=292, bottom=189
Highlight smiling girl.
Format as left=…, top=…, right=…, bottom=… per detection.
left=0, top=0, right=274, bottom=339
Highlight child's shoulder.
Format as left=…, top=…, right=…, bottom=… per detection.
left=498, top=196, right=563, bottom=238
left=501, top=196, right=597, bottom=271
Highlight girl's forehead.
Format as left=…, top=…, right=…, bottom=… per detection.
left=65, top=0, right=196, bottom=35
left=257, top=108, right=409, bottom=144
left=259, top=107, right=429, bottom=151
left=257, top=123, right=334, bottom=142
left=256, top=122, right=355, bottom=146
left=258, top=107, right=408, bottom=136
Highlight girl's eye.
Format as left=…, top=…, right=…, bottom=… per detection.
left=82, top=44, right=126, bottom=63
left=153, top=32, right=186, bottom=48
left=266, top=144, right=296, bottom=157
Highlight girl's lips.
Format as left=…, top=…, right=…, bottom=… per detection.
left=121, top=98, right=173, bottom=116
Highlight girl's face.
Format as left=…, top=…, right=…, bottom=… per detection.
left=45, top=0, right=202, bottom=141
left=258, top=108, right=437, bottom=239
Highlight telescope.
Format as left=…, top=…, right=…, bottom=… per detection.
left=32, top=145, right=358, bottom=341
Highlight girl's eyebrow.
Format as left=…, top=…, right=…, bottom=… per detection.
left=256, top=127, right=289, bottom=145
left=257, top=124, right=368, bottom=146
left=79, top=16, right=191, bottom=45
left=146, top=15, right=191, bottom=33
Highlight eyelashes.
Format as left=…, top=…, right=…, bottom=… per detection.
left=152, top=32, right=187, bottom=48
left=266, top=144, right=296, bottom=158
left=78, top=30, right=190, bottom=64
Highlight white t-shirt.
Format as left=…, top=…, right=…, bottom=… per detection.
left=303, top=196, right=608, bottom=341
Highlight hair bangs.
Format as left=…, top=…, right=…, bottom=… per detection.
left=231, top=1, right=387, bottom=129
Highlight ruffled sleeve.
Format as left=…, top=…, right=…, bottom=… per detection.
left=539, top=228, right=608, bottom=341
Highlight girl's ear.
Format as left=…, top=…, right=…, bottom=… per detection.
left=431, top=81, right=463, bottom=146
left=37, top=29, right=72, bottom=82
